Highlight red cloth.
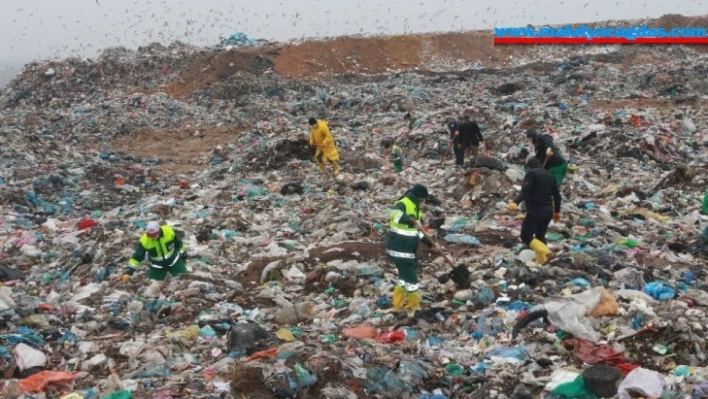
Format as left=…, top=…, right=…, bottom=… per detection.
left=563, top=338, right=640, bottom=376
left=78, top=218, right=98, bottom=230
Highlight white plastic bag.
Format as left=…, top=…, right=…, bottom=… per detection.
left=13, top=343, right=48, bottom=371
left=617, top=367, right=665, bottom=399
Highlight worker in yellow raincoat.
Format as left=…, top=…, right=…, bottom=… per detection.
left=308, top=117, right=341, bottom=178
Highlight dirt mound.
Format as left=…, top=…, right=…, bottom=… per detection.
left=654, top=14, right=706, bottom=29
left=231, top=364, right=272, bottom=399
left=275, top=35, right=425, bottom=77
left=109, top=125, right=240, bottom=174
left=653, top=14, right=708, bottom=54
left=165, top=46, right=279, bottom=98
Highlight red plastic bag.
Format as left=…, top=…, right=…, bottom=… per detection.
left=19, top=371, right=76, bottom=393
left=247, top=348, right=277, bottom=362
left=78, top=218, right=98, bottom=230
left=378, top=330, right=406, bottom=343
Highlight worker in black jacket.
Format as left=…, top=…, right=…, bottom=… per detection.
left=459, top=116, right=485, bottom=158
left=445, top=118, right=485, bottom=165
left=525, top=128, right=568, bottom=188
left=507, top=156, right=561, bottom=265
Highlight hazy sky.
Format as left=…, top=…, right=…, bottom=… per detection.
left=0, top=0, right=705, bottom=73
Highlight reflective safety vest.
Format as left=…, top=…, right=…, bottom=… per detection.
left=391, top=145, right=403, bottom=163
left=129, top=226, right=185, bottom=268
left=386, top=196, right=424, bottom=259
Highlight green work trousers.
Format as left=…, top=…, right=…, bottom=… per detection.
left=548, top=162, right=568, bottom=188
left=393, top=161, right=403, bottom=173
left=389, top=257, right=417, bottom=285
left=147, top=258, right=188, bottom=281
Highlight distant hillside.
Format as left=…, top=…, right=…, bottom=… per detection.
left=3, top=13, right=707, bottom=97
left=166, top=14, right=708, bottom=97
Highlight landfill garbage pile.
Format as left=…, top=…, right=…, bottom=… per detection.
left=0, top=25, right=708, bottom=399
left=3, top=43, right=201, bottom=109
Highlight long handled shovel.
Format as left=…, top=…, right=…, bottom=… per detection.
left=417, top=227, right=470, bottom=288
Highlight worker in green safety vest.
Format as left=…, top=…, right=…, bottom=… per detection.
left=382, top=138, right=404, bottom=173
left=386, top=184, right=437, bottom=312
left=123, top=221, right=188, bottom=283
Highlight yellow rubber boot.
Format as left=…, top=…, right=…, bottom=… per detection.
left=529, top=238, right=552, bottom=265
left=317, top=161, right=326, bottom=175
left=332, top=161, right=341, bottom=176
left=392, top=286, right=406, bottom=311
left=406, top=291, right=421, bottom=311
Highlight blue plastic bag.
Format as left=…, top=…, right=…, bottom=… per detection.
left=444, top=234, right=482, bottom=247
left=486, top=345, right=527, bottom=361
left=474, top=286, right=496, bottom=306
left=571, top=278, right=591, bottom=287
left=643, top=282, right=675, bottom=301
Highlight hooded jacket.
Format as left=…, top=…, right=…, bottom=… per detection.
left=527, top=129, right=566, bottom=168
left=309, top=120, right=340, bottom=162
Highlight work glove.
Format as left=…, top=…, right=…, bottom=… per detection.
left=507, top=202, right=518, bottom=212
left=122, top=266, right=136, bottom=283
left=553, top=212, right=561, bottom=223
left=546, top=148, right=554, bottom=157
left=180, top=251, right=188, bottom=261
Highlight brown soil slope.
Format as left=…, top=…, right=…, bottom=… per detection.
left=165, top=13, right=707, bottom=98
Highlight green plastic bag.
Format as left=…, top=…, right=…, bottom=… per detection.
left=101, top=390, right=132, bottom=399
left=702, top=190, right=708, bottom=215
left=550, top=376, right=598, bottom=399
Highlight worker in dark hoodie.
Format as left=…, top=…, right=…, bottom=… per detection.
left=458, top=115, right=485, bottom=159
left=525, top=128, right=568, bottom=188
left=507, top=156, right=561, bottom=265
